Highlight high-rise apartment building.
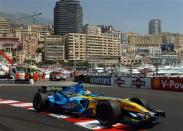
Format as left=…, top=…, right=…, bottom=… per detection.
left=86, top=34, right=120, bottom=64
left=28, top=24, right=51, bottom=42
left=0, top=18, right=11, bottom=36
left=54, top=0, right=83, bottom=35
left=149, top=19, right=161, bottom=35
left=45, top=35, right=65, bottom=61
left=65, top=33, right=86, bottom=61
left=0, top=18, right=10, bottom=27
left=22, top=32, right=38, bottom=57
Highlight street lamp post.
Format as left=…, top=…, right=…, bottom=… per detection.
left=74, top=57, right=79, bottom=70
left=74, top=59, right=76, bottom=70
left=130, top=46, right=140, bottom=77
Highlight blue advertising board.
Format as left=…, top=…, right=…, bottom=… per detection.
left=90, top=76, right=112, bottom=85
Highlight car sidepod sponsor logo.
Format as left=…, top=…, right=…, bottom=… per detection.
left=62, top=102, right=78, bottom=109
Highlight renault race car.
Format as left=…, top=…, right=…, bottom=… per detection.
left=33, top=83, right=165, bottom=127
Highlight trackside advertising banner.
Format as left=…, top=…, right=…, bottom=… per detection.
left=113, top=77, right=151, bottom=89
left=114, top=77, right=125, bottom=87
left=90, top=76, right=112, bottom=85
left=151, top=78, right=183, bottom=92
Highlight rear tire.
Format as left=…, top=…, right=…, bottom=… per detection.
left=96, top=100, right=122, bottom=126
left=33, top=92, right=48, bottom=112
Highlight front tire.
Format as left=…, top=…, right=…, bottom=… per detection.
left=33, top=93, right=48, bottom=112
left=96, top=100, right=122, bottom=126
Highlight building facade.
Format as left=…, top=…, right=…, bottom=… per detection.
left=21, top=33, right=38, bottom=60
left=128, top=35, right=162, bottom=52
left=65, top=33, right=86, bottom=61
left=54, top=0, right=83, bottom=35
left=149, top=19, right=161, bottom=35
left=0, top=37, right=21, bottom=61
left=64, top=33, right=121, bottom=65
left=45, top=35, right=65, bottom=61
left=0, top=18, right=11, bottom=37
left=0, top=37, right=20, bottom=51
left=86, top=34, right=120, bottom=65
left=16, top=50, right=27, bottom=64
left=0, top=18, right=10, bottom=27
left=28, top=24, right=51, bottom=42
left=15, top=26, right=28, bottom=41
left=83, top=24, right=101, bottom=35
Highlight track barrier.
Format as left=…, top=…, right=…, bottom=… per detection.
left=151, top=77, right=183, bottom=92
left=79, top=75, right=183, bottom=92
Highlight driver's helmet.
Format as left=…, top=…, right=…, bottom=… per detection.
left=83, top=90, right=91, bottom=95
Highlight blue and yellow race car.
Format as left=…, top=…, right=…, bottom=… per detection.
left=33, top=82, right=165, bottom=127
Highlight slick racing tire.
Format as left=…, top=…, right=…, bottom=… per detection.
left=33, top=92, right=48, bottom=112
left=96, top=100, right=122, bottom=126
left=129, top=97, right=150, bottom=109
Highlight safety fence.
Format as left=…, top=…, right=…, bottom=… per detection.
left=77, top=75, right=183, bottom=92
left=0, top=79, right=15, bottom=84
left=0, top=79, right=32, bottom=84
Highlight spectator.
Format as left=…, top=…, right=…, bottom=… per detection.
left=33, top=72, right=39, bottom=82
left=42, top=72, right=46, bottom=81
left=25, top=72, right=30, bottom=81
left=15, top=72, right=20, bottom=80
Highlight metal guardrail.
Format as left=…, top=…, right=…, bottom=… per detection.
left=0, top=79, right=15, bottom=84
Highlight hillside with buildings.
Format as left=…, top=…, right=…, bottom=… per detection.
left=0, top=0, right=183, bottom=70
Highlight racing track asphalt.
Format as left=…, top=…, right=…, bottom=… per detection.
left=0, top=81, right=183, bottom=131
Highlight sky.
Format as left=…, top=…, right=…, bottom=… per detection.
left=0, top=0, right=183, bottom=34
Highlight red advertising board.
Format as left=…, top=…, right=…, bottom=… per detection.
left=151, top=77, right=183, bottom=92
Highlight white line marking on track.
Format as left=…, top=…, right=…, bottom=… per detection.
left=49, top=113, right=71, bottom=119
left=10, top=103, right=32, bottom=107
left=27, top=107, right=34, bottom=110
left=0, top=100, right=19, bottom=104
left=75, top=120, right=104, bottom=130
left=0, top=98, right=126, bottom=131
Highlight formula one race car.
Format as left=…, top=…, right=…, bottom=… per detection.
left=33, top=83, right=165, bottom=127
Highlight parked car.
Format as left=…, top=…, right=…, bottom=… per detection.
left=49, top=71, right=66, bottom=81
left=0, top=70, right=6, bottom=78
